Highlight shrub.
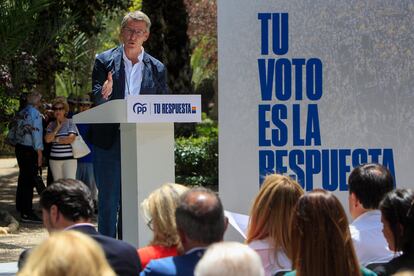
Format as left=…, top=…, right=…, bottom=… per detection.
left=175, top=115, right=218, bottom=189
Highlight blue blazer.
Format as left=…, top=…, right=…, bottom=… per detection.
left=73, top=224, right=142, bottom=276
left=18, top=224, right=142, bottom=276
left=140, top=249, right=205, bottom=276
left=89, top=46, right=169, bottom=149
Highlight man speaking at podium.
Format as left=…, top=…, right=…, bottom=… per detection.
left=90, top=11, right=169, bottom=238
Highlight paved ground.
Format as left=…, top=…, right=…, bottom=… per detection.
left=0, top=158, right=47, bottom=262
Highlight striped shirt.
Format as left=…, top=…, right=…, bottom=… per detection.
left=47, top=119, right=78, bottom=160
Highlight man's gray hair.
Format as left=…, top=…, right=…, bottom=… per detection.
left=121, top=11, right=151, bottom=32
left=26, top=91, right=42, bottom=106
left=195, top=242, right=265, bottom=276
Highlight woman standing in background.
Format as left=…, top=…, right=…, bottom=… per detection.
left=44, top=97, right=78, bottom=180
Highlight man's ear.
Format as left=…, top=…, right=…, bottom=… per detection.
left=224, top=216, right=229, bottom=232
left=50, top=205, right=59, bottom=223
left=142, top=31, right=150, bottom=43
left=177, top=227, right=186, bottom=244
left=219, top=216, right=229, bottom=241
left=349, top=192, right=360, bottom=207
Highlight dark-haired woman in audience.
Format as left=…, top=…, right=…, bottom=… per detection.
left=373, top=189, right=414, bottom=276
left=286, top=189, right=376, bottom=276
left=138, top=183, right=189, bottom=268
left=246, top=174, right=304, bottom=276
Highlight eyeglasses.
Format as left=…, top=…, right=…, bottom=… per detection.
left=52, top=106, right=65, bottom=111
left=123, top=27, right=147, bottom=37
left=146, top=219, right=153, bottom=231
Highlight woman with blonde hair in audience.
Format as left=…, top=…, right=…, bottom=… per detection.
left=246, top=174, right=304, bottom=276
left=44, top=96, right=78, bottom=180
left=138, top=183, right=189, bottom=268
left=287, top=189, right=376, bottom=276
left=18, top=230, right=115, bottom=276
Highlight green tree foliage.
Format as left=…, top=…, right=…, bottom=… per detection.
left=184, top=0, right=217, bottom=89
left=129, top=0, right=142, bottom=12
left=56, top=32, right=94, bottom=97
left=0, top=0, right=129, bottom=142
left=0, top=0, right=129, bottom=99
left=142, top=0, right=193, bottom=93
left=0, top=0, right=57, bottom=125
left=34, top=0, right=129, bottom=99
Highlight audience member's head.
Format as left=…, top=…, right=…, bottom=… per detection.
left=289, top=189, right=360, bottom=276
left=141, top=183, right=189, bottom=247
left=78, top=94, right=93, bottom=112
left=379, top=189, right=414, bottom=253
left=246, top=174, right=304, bottom=253
left=66, top=93, right=77, bottom=113
left=40, top=179, right=94, bottom=232
left=348, top=163, right=394, bottom=219
left=194, top=241, right=264, bottom=276
left=51, top=96, right=70, bottom=114
left=26, top=90, right=42, bottom=108
left=18, top=230, right=115, bottom=276
left=175, top=187, right=227, bottom=250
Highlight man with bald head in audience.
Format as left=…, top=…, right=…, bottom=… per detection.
left=140, top=187, right=228, bottom=276
left=348, top=163, right=394, bottom=266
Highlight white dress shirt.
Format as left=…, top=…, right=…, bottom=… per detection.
left=350, top=210, right=394, bottom=266
left=248, top=238, right=291, bottom=276
left=123, top=47, right=145, bottom=96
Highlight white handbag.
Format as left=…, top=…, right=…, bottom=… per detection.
left=71, top=134, right=91, bottom=159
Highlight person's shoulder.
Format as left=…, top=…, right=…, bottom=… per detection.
left=99, top=234, right=136, bottom=250
left=96, top=46, right=122, bottom=61
left=138, top=245, right=158, bottom=257
left=143, top=52, right=165, bottom=69
left=26, top=105, right=40, bottom=116
left=361, top=267, right=377, bottom=276
left=349, top=223, right=360, bottom=240
left=141, top=256, right=175, bottom=275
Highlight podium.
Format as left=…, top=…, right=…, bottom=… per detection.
left=73, top=95, right=201, bottom=247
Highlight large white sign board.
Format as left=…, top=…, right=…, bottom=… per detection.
left=218, top=0, right=414, bottom=222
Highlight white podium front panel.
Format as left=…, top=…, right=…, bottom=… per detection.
left=120, top=123, right=175, bottom=247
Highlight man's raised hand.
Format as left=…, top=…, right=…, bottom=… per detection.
left=102, top=71, right=113, bottom=100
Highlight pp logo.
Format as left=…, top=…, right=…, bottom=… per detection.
left=133, top=103, right=148, bottom=114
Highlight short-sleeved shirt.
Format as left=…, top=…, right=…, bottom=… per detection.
left=17, top=105, right=44, bottom=150
left=47, top=119, right=77, bottom=160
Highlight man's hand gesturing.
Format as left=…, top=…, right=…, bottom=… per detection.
left=102, top=71, right=113, bottom=100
